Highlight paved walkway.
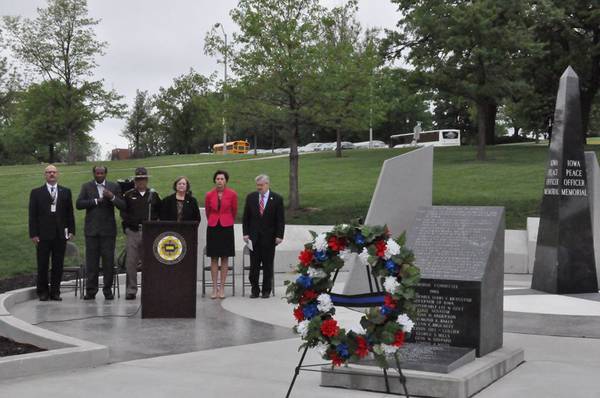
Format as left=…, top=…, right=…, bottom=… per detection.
left=2, top=274, right=600, bottom=397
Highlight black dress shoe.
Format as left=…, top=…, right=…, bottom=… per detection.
left=39, top=294, right=49, bottom=302
left=49, top=295, right=62, bottom=301
left=83, top=294, right=96, bottom=300
left=249, top=293, right=260, bottom=299
left=104, top=292, right=114, bottom=300
left=125, top=293, right=136, bottom=300
left=261, top=293, right=271, bottom=299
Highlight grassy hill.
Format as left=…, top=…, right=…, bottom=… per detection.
left=1, top=144, right=595, bottom=278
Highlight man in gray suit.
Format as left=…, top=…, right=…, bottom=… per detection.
left=76, top=166, right=126, bottom=300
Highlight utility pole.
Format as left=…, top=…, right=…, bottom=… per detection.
left=215, top=23, right=228, bottom=154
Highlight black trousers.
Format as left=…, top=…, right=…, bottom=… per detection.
left=85, top=235, right=116, bottom=296
left=249, top=238, right=276, bottom=295
left=36, top=239, right=67, bottom=297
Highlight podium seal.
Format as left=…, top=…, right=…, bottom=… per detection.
left=153, top=232, right=187, bottom=265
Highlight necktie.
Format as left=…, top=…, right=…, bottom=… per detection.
left=50, top=186, right=56, bottom=202
left=259, top=194, right=265, bottom=216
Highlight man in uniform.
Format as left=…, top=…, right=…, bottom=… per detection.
left=120, top=167, right=161, bottom=300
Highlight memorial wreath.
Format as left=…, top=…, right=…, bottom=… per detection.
left=285, top=221, right=421, bottom=368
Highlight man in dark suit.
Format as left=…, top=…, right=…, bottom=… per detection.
left=76, top=166, right=126, bottom=300
left=242, top=174, right=285, bottom=298
left=28, top=165, right=75, bottom=301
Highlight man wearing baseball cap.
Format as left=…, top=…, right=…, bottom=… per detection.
left=120, top=167, right=161, bottom=300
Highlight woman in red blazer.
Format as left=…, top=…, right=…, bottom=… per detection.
left=205, top=170, right=238, bottom=298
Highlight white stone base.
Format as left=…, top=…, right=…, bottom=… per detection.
left=320, top=346, right=524, bottom=398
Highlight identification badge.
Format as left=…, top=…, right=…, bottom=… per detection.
left=50, top=203, right=56, bottom=213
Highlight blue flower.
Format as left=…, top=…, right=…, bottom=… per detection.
left=314, top=250, right=328, bottom=262
left=354, top=232, right=366, bottom=245
left=385, top=259, right=396, bottom=273
left=380, top=306, right=394, bottom=316
left=296, top=275, right=313, bottom=289
left=336, top=343, right=350, bottom=358
left=303, top=303, right=319, bottom=319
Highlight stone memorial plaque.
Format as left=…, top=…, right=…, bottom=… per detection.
left=532, top=67, right=598, bottom=294
left=406, top=206, right=505, bottom=356
left=356, top=343, right=475, bottom=374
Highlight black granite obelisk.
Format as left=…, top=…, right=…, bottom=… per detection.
left=532, top=66, right=599, bottom=294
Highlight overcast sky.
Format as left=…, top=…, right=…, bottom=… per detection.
left=3, top=0, right=400, bottom=157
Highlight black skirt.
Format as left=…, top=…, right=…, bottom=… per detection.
left=206, top=223, right=235, bottom=258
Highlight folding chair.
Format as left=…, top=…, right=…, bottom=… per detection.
left=284, top=266, right=410, bottom=398
left=241, top=245, right=275, bottom=297
left=62, top=241, right=84, bottom=297
left=201, top=247, right=236, bottom=296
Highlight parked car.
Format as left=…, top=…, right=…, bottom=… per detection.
left=354, top=140, right=387, bottom=149
left=299, top=142, right=326, bottom=152
left=273, top=147, right=290, bottom=154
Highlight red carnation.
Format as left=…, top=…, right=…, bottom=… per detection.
left=293, top=306, right=304, bottom=322
left=320, top=319, right=340, bottom=337
left=298, top=249, right=314, bottom=267
left=301, top=289, right=318, bottom=304
left=327, top=236, right=346, bottom=252
left=329, top=351, right=344, bottom=367
left=384, top=294, right=397, bottom=309
left=355, top=336, right=369, bottom=358
left=375, top=240, right=387, bottom=257
left=393, top=331, right=406, bottom=347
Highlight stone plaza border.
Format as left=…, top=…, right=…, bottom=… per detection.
left=0, top=285, right=109, bottom=380
left=320, top=346, right=524, bottom=398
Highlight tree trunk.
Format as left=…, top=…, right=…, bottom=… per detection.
left=484, top=102, right=497, bottom=145
left=288, top=114, right=300, bottom=211
left=67, top=127, right=75, bottom=164
left=581, top=90, right=598, bottom=138
left=513, top=126, right=520, bottom=137
left=48, top=143, right=54, bottom=163
left=476, top=101, right=488, bottom=161
left=134, top=131, right=140, bottom=158
left=335, top=126, right=342, bottom=158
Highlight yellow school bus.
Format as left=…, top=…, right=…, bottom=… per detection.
left=213, top=140, right=250, bottom=154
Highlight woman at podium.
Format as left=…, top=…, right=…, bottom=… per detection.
left=159, top=176, right=201, bottom=222
left=204, top=170, right=238, bottom=299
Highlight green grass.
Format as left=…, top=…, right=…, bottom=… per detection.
left=2, top=144, right=599, bottom=278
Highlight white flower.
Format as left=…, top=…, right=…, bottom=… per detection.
left=317, top=293, right=333, bottom=312
left=381, top=343, right=399, bottom=355
left=385, top=239, right=401, bottom=259
left=313, top=233, right=328, bottom=252
left=397, top=313, right=414, bottom=334
left=297, top=320, right=310, bottom=338
left=383, top=276, right=400, bottom=293
left=315, top=342, right=329, bottom=357
left=358, top=247, right=370, bottom=266
left=308, top=267, right=326, bottom=279
left=339, top=249, right=353, bottom=262
left=349, top=324, right=366, bottom=335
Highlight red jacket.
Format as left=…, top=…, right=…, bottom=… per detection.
left=205, top=187, right=238, bottom=227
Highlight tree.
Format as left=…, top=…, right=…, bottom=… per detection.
left=122, top=90, right=159, bottom=157
left=522, top=1, right=600, bottom=137
left=374, top=67, right=433, bottom=141
left=3, top=0, right=124, bottom=164
left=310, top=1, right=383, bottom=157
left=207, top=0, right=325, bottom=211
left=388, top=0, right=542, bottom=160
left=154, top=70, right=219, bottom=154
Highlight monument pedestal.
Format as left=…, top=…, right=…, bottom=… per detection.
left=320, top=346, right=524, bottom=398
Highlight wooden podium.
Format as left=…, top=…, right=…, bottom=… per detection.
left=141, top=220, right=199, bottom=318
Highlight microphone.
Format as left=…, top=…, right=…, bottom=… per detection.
left=147, top=188, right=155, bottom=220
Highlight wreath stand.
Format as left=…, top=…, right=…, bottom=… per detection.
left=284, top=264, right=410, bottom=398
